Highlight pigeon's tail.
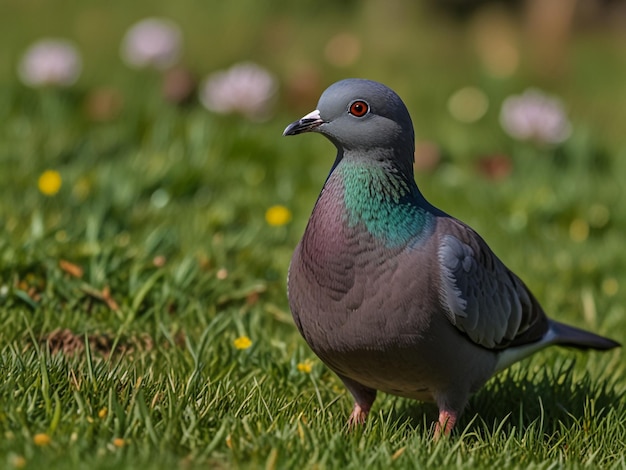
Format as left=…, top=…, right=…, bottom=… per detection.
left=549, top=320, right=620, bottom=351
left=495, top=319, right=620, bottom=373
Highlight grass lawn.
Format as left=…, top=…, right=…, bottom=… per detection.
left=1, top=2, right=625, bottom=468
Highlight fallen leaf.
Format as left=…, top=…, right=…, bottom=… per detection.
left=59, top=259, right=84, bottom=278
left=101, top=285, right=120, bottom=311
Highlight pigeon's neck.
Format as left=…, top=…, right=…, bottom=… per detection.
left=332, top=156, right=435, bottom=247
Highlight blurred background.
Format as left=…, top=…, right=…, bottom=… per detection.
left=2, top=0, right=625, bottom=145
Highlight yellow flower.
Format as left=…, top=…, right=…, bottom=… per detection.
left=98, top=407, right=108, bottom=419
left=33, top=433, right=51, bottom=446
left=265, top=205, right=292, bottom=226
left=113, top=438, right=125, bottom=448
left=233, top=335, right=252, bottom=350
left=297, top=359, right=313, bottom=374
left=38, top=170, right=62, bottom=196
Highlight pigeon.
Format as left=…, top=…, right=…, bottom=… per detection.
left=283, top=78, right=620, bottom=438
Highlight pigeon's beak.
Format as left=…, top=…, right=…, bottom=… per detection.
left=283, top=109, right=324, bottom=136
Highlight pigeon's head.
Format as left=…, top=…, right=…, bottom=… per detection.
left=284, top=79, right=415, bottom=158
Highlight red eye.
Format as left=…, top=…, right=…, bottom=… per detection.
left=349, top=100, right=369, bottom=117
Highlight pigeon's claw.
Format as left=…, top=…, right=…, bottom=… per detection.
left=347, top=403, right=370, bottom=429
left=434, top=409, right=458, bottom=440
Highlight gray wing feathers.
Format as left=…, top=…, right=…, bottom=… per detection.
left=438, top=231, right=532, bottom=349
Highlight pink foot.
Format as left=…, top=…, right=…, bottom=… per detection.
left=347, top=403, right=370, bottom=429
left=339, top=376, right=376, bottom=430
left=434, top=409, right=457, bottom=440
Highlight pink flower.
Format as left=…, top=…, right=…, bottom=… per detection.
left=18, top=39, right=81, bottom=87
left=120, top=18, right=182, bottom=70
left=500, top=89, right=571, bottom=144
left=199, top=62, right=277, bottom=120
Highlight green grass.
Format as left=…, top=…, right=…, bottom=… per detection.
left=1, top=2, right=626, bottom=468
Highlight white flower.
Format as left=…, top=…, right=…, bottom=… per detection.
left=120, top=18, right=182, bottom=70
left=18, top=39, right=82, bottom=87
left=199, top=62, right=277, bottom=120
left=500, top=89, right=571, bottom=144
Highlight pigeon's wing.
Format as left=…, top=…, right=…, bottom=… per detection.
left=436, top=218, right=549, bottom=349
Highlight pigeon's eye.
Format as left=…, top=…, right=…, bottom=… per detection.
left=349, top=100, right=369, bottom=117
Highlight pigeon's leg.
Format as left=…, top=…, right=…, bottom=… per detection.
left=433, top=408, right=457, bottom=440
left=433, top=392, right=465, bottom=439
left=338, top=375, right=377, bottom=428
left=348, top=403, right=369, bottom=427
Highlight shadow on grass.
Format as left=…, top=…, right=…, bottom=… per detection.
left=465, top=358, right=621, bottom=436
left=385, top=357, right=621, bottom=438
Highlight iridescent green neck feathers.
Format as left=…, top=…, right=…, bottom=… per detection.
left=336, top=161, right=434, bottom=247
